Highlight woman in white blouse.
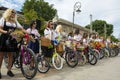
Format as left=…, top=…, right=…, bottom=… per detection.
left=43, top=20, right=56, bottom=57
left=73, top=29, right=82, bottom=41
left=27, top=20, right=40, bottom=54
left=0, top=8, right=27, bottom=78
left=44, top=20, right=56, bottom=41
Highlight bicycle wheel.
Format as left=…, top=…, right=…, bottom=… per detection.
left=104, top=48, right=110, bottom=58
left=99, top=49, right=104, bottom=59
left=78, top=52, right=86, bottom=66
left=20, top=48, right=38, bottom=79
left=13, top=52, right=21, bottom=68
left=65, top=50, right=78, bottom=68
left=88, top=52, right=97, bottom=65
left=37, top=55, right=50, bottom=73
left=113, top=47, right=119, bottom=56
left=52, top=53, right=64, bottom=70
left=110, top=49, right=116, bottom=57
left=93, top=49, right=100, bottom=60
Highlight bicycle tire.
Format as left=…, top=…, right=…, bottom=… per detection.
left=88, top=52, right=97, bottom=65
left=52, top=53, right=64, bottom=70
left=3, top=55, right=8, bottom=68
left=113, top=47, right=119, bottom=56
left=20, top=48, right=38, bottom=79
left=78, top=52, right=87, bottom=66
left=99, top=49, right=104, bottom=59
left=65, top=51, right=78, bottom=68
left=13, top=52, right=21, bottom=69
left=93, top=49, right=100, bottom=60
left=110, top=49, right=116, bottom=57
left=104, top=48, right=110, bottom=58
left=37, top=56, right=50, bottom=73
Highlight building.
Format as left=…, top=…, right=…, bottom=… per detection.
left=57, top=18, right=93, bottom=35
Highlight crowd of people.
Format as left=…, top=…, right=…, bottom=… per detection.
left=0, top=8, right=119, bottom=79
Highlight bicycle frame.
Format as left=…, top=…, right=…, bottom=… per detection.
left=21, top=45, right=31, bottom=64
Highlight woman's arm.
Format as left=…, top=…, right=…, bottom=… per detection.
left=0, top=27, right=7, bottom=34
left=0, top=17, right=7, bottom=34
left=21, top=27, right=29, bottom=34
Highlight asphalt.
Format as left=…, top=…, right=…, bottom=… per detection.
left=1, top=55, right=120, bottom=80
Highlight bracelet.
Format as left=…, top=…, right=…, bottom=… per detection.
left=6, top=31, right=8, bottom=34
left=3, top=31, right=8, bottom=34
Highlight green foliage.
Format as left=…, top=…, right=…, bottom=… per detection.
left=22, top=0, right=57, bottom=21
left=85, top=20, right=119, bottom=42
left=21, top=0, right=57, bottom=34
left=110, top=35, right=119, bottom=42
left=24, top=9, right=38, bottom=24
left=85, top=20, right=113, bottom=37
left=17, top=16, right=24, bottom=25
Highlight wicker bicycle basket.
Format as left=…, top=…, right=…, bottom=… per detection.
left=56, top=43, right=64, bottom=53
left=41, top=37, right=51, bottom=47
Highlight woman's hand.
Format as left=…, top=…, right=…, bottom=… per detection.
left=0, top=27, right=7, bottom=34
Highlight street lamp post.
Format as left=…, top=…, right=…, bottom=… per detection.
left=90, top=14, right=93, bottom=33
left=72, top=2, right=81, bottom=29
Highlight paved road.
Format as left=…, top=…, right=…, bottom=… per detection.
left=1, top=55, right=120, bottom=80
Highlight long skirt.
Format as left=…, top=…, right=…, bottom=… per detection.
left=27, top=39, right=39, bottom=54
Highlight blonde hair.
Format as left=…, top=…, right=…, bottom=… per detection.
left=55, top=25, right=63, bottom=32
left=3, top=8, right=17, bottom=22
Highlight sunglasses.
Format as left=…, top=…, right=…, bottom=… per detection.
left=50, top=23, right=54, bottom=25
left=34, top=22, right=37, bottom=24
left=33, top=22, right=37, bottom=25
left=11, top=11, right=16, bottom=14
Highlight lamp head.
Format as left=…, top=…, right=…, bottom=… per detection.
left=76, top=9, right=81, bottom=13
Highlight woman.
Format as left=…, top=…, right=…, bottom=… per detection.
left=0, top=8, right=27, bottom=79
left=27, top=20, right=40, bottom=54
left=68, top=31, right=74, bottom=40
left=44, top=20, right=56, bottom=40
left=43, top=20, right=56, bottom=58
left=55, top=25, right=63, bottom=42
left=55, top=25, right=65, bottom=55
left=73, top=29, right=82, bottom=41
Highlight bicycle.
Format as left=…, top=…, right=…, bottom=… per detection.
left=37, top=36, right=50, bottom=73
left=75, top=46, right=87, bottom=66
left=4, top=33, right=38, bottom=79
left=64, top=40, right=78, bottom=68
left=41, top=37, right=64, bottom=70
left=84, top=46, right=98, bottom=65
left=52, top=41, right=64, bottom=70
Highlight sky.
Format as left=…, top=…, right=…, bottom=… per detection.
left=0, top=0, right=120, bottom=38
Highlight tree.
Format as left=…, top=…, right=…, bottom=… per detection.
left=21, top=0, right=57, bottom=21
left=110, top=35, right=119, bottom=42
left=85, top=20, right=119, bottom=42
left=24, top=9, right=38, bottom=24
left=21, top=0, right=57, bottom=34
left=85, top=20, right=113, bottom=37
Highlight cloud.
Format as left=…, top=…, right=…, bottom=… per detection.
left=0, top=0, right=120, bottom=38
left=45, top=0, right=120, bottom=38
left=0, top=0, right=25, bottom=11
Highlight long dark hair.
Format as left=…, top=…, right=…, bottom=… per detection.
left=46, top=20, right=53, bottom=28
left=30, top=20, right=36, bottom=28
left=74, top=29, right=80, bottom=35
